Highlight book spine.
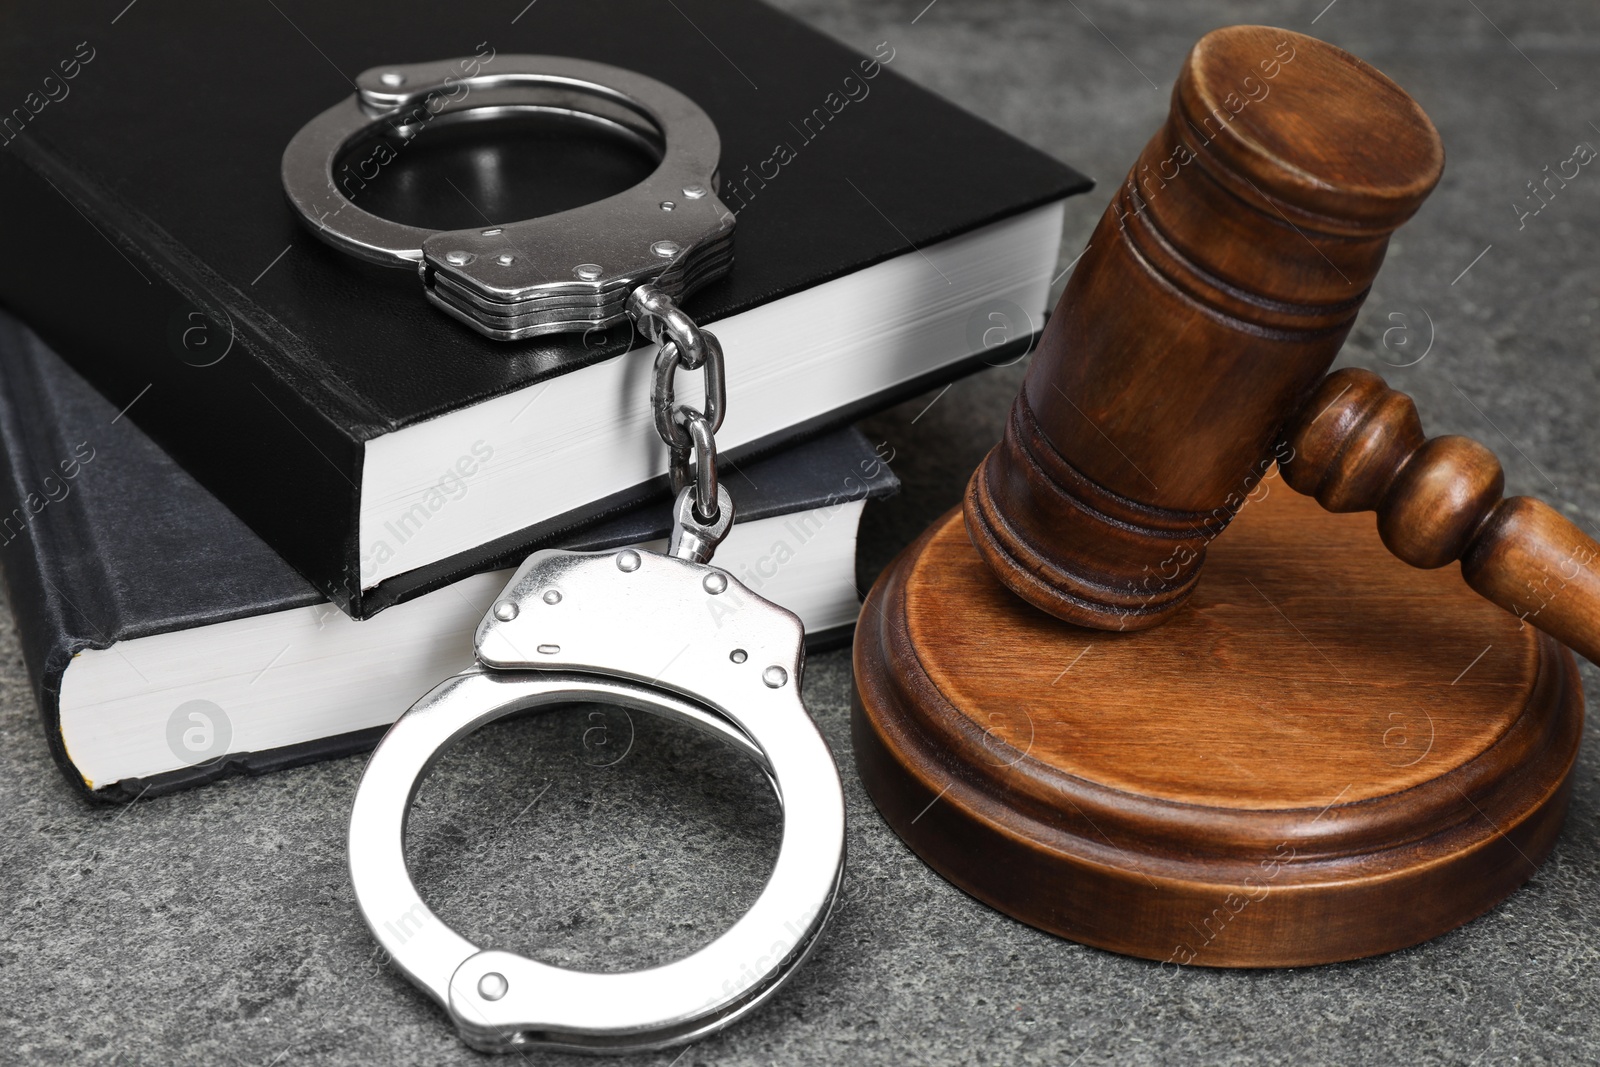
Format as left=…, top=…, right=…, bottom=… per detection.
left=0, top=318, right=117, bottom=799
left=0, top=135, right=372, bottom=614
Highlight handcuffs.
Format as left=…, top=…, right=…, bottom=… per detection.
left=282, top=57, right=846, bottom=1054
left=281, top=54, right=734, bottom=341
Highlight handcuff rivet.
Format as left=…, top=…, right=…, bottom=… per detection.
left=481, top=228, right=503, bottom=236
left=730, top=649, right=748, bottom=664
left=660, top=200, right=677, bottom=212
left=703, top=572, right=727, bottom=595
left=493, top=601, right=519, bottom=622
left=574, top=263, right=604, bottom=281
left=497, top=253, right=517, bottom=267
left=652, top=241, right=681, bottom=259
left=616, top=550, right=642, bottom=572
left=478, top=972, right=508, bottom=1001
left=379, top=71, right=405, bottom=88
left=763, top=666, right=788, bottom=688
left=537, top=644, right=561, bottom=655
left=444, top=250, right=475, bottom=266
left=542, top=589, right=562, bottom=605
left=682, top=184, right=708, bottom=199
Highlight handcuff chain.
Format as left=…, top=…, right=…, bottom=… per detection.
left=627, top=284, right=727, bottom=526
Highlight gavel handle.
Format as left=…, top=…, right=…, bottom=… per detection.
left=1280, top=368, right=1600, bottom=665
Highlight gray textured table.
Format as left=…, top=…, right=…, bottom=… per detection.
left=5, top=2, right=1600, bottom=1064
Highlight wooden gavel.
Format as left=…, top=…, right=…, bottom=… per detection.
left=966, top=24, right=1600, bottom=663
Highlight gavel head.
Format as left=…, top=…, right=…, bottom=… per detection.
left=964, top=25, right=1444, bottom=631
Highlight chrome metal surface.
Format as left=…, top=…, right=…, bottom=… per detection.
left=678, top=414, right=721, bottom=521
left=668, top=483, right=734, bottom=563
left=649, top=320, right=725, bottom=444
left=349, top=540, right=844, bottom=1054
left=281, top=55, right=735, bottom=341
left=331, top=59, right=820, bottom=1055
left=629, top=283, right=716, bottom=369
left=632, top=284, right=728, bottom=512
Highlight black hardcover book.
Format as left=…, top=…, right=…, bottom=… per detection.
left=0, top=311, right=896, bottom=802
left=0, top=0, right=1087, bottom=618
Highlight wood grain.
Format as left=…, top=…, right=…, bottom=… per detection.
left=855, top=482, right=1581, bottom=967
left=1283, top=367, right=1600, bottom=666
left=966, top=25, right=1445, bottom=631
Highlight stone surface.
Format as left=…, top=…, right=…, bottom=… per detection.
left=4, top=1, right=1600, bottom=1064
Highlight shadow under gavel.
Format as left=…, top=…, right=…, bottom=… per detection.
left=964, top=24, right=1600, bottom=664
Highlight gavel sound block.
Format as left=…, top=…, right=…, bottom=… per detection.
left=853, top=26, right=1586, bottom=966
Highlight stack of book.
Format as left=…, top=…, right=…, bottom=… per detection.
left=0, top=0, right=1087, bottom=799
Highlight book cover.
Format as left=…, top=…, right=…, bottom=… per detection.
left=0, top=0, right=1087, bottom=616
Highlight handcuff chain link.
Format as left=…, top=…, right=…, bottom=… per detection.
left=627, top=284, right=727, bottom=525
